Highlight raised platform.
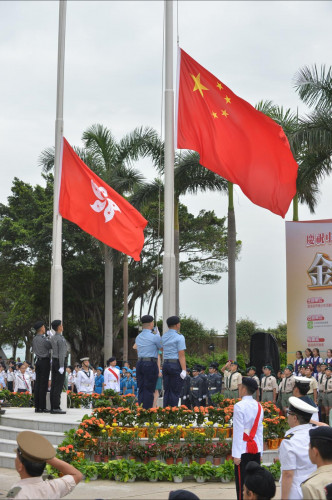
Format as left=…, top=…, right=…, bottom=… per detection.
left=0, top=407, right=90, bottom=468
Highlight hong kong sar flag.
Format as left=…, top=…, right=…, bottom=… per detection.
left=59, top=138, right=147, bottom=261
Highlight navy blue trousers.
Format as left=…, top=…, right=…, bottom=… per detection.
left=162, top=360, right=184, bottom=407
left=136, top=360, right=158, bottom=409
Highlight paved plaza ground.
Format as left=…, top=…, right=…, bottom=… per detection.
left=0, top=467, right=281, bottom=499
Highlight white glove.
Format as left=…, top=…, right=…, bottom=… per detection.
left=180, top=370, right=186, bottom=380
left=58, top=367, right=64, bottom=374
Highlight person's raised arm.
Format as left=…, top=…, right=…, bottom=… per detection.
left=47, top=456, right=83, bottom=484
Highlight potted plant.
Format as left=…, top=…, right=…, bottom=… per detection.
left=215, top=459, right=235, bottom=483
left=145, top=460, right=167, bottom=482
left=169, top=463, right=189, bottom=483
left=162, top=445, right=176, bottom=465
left=111, top=459, right=137, bottom=482
left=189, top=461, right=215, bottom=483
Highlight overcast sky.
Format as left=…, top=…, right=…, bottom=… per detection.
left=1, top=1, right=331, bottom=335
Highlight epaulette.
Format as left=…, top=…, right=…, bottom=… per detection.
left=6, top=486, right=22, bottom=498
left=284, top=433, right=294, bottom=440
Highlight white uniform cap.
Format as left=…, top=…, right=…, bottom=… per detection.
left=80, top=357, right=89, bottom=362
left=288, top=396, right=316, bottom=414
left=294, top=376, right=311, bottom=383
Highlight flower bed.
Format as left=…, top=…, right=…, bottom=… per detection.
left=0, top=389, right=33, bottom=407
left=46, top=458, right=281, bottom=483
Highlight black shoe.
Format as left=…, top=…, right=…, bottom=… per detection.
left=35, top=409, right=42, bottom=413
left=41, top=409, right=50, bottom=413
left=50, top=409, right=66, bottom=414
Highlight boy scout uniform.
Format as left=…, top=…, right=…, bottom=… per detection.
left=246, top=367, right=260, bottom=401
left=307, top=375, right=318, bottom=403
left=261, top=371, right=278, bottom=402
left=280, top=370, right=295, bottom=409
left=323, top=370, right=332, bottom=408
left=317, top=366, right=327, bottom=408
left=224, top=368, right=242, bottom=399
left=7, top=431, right=77, bottom=499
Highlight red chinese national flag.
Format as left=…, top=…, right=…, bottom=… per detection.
left=59, top=138, right=147, bottom=261
left=177, top=49, right=298, bottom=217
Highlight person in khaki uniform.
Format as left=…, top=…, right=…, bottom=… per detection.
left=317, top=362, right=327, bottom=416
left=305, top=366, right=318, bottom=405
left=221, top=360, right=242, bottom=398
left=246, top=366, right=260, bottom=401
left=301, top=426, right=332, bottom=500
left=261, top=365, right=277, bottom=403
left=323, top=365, right=332, bottom=423
left=280, top=364, right=295, bottom=412
left=7, top=430, right=82, bottom=499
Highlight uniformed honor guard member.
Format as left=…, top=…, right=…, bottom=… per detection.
left=198, top=365, right=208, bottom=406
left=301, top=426, right=332, bottom=500
left=32, top=321, right=52, bottom=413
left=246, top=366, right=260, bottom=401
left=280, top=364, right=295, bottom=413
left=323, top=364, right=332, bottom=423
left=50, top=320, right=68, bottom=414
left=279, top=396, right=316, bottom=500
left=162, top=316, right=187, bottom=407
left=135, top=315, right=161, bottom=409
left=180, top=368, right=191, bottom=407
left=222, top=360, right=242, bottom=399
left=189, top=366, right=204, bottom=408
left=261, top=365, right=277, bottom=403
left=232, top=377, right=263, bottom=500
left=7, top=430, right=82, bottom=499
left=75, top=358, right=95, bottom=394
left=207, top=363, right=222, bottom=406
left=103, top=357, right=121, bottom=393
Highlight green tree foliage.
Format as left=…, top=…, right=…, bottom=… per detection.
left=0, top=176, right=233, bottom=361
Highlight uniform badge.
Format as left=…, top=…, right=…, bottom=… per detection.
left=284, top=433, right=294, bottom=440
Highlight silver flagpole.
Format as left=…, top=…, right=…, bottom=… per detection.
left=50, top=0, right=67, bottom=323
left=163, top=0, right=176, bottom=330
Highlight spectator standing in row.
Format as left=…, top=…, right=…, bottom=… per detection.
left=94, top=367, right=104, bottom=394
left=261, top=365, right=277, bottom=403
left=243, top=461, right=276, bottom=500
left=325, top=348, right=332, bottom=365
left=305, top=366, right=318, bottom=405
left=246, top=366, right=260, bottom=401
left=294, top=350, right=304, bottom=375
left=76, top=357, right=95, bottom=394
left=162, top=316, right=187, bottom=407
left=50, top=320, right=68, bottom=414
left=304, top=348, right=314, bottom=366
left=32, top=321, right=52, bottom=414
left=280, top=364, right=295, bottom=413
left=14, top=364, right=32, bottom=393
left=103, top=357, right=120, bottom=393
left=222, top=360, right=242, bottom=399
left=312, top=348, right=323, bottom=374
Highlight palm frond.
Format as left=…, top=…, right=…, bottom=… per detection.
left=82, top=124, right=117, bottom=170
left=38, top=147, right=55, bottom=172
left=130, top=178, right=163, bottom=210
left=117, top=127, right=163, bottom=171
left=294, top=65, right=332, bottom=111
left=174, top=151, right=228, bottom=196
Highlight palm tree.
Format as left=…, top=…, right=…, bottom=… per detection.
left=132, top=150, right=228, bottom=315
left=40, top=124, right=161, bottom=361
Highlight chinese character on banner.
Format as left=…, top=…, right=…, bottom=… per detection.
left=306, top=234, right=315, bottom=246
left=307, top=252, right=332, bottom=289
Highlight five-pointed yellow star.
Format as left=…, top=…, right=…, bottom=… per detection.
left=221, top=109, right=229, bottom=118
left=217, top=82, right=223, bottom=90
left=190, top=73, right=209, bottom=97
left=212, top=111, right=218, bottom=119
left=224, top=95, right=231, bottom=104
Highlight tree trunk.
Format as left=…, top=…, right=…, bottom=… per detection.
left=292, top=194, right=299, bottom=221
left=227, top=182, right=237, bottom=360
left=123, top=255, right=128, bottom=363
left=174, top=197, right=180, bottom=316
left=104, top=244, right=114, bottom=363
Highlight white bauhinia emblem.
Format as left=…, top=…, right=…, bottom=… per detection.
left=90, top=180, right=121, bottom=222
